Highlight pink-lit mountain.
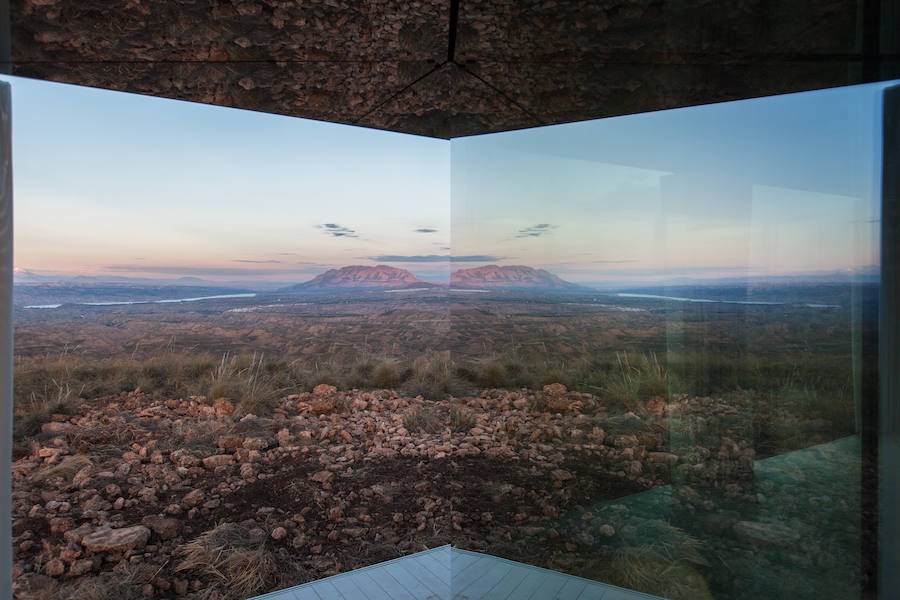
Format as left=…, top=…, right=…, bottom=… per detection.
left=283, top=264, right=584, bottom=292
left=282, top=265, right=431, bottom=291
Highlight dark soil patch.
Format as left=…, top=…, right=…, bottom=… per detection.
left=189, top=453, right=648, bottom=577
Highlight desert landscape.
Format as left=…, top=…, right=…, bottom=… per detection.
left=10, top=265, right=874, bottom=600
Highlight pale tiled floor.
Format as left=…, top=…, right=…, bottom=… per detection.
left=250, top=545, right=663, bottom=600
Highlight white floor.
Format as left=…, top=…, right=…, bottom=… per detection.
left=250, top=545, right=663, bottom=600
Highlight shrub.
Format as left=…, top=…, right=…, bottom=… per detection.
left=605, top=352, right=667, bottom=411
left=402, top=351, right=466, bottom=400
left=371, top=360, right=401, bottom=389
left=477, top=361, right=509, bottom=388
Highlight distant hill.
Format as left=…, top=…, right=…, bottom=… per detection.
left=282, top=265, right=431, bottom=291
left=450, top=265, right=584, bottom=291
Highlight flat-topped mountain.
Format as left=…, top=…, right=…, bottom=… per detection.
left=283, top=265, right=428, bottom=291
left=451, top=265, right=583, bottom=291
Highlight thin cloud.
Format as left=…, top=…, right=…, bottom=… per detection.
left=233, top=259, right=281, bottom=264
left=370, top=255, right=503, bottom=263
left=516, top=223, right=557, bottom=238
left=106, top=265, right=318, bottom=277
left=317, top=223, right=359, bottom=238
left=415, top=228, right=439, bottom=233
left=451, top=255, right=503, bottom=262
left=592, top=259, right=638, bottom=264
left=371, top=255, right=449, bottom=263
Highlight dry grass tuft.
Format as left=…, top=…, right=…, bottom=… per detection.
left=370, top=360, right=401, bottom=389
left=401, top=351, right=466, bottom=400
left=476, top=360, right=509, bottom=389
left=402, top=403, right=447, bottom=434
left=68, top=421, right=144, bottom=449
left=207, top=353, right=282, bottom=416
left=583, top=518, right=712, bottom=600
left=604, top=550, right=714, bottom=600
left=605, top=352, right=668, bottom=411
left=14, top=376, right=82, bottom=441
left=450, top=405, right=476, bottom=431
left=32, top=454, right=91, bottom=484
left=175, top=522, right=307, bottom=600
left=38, top=564, right=146, bottom=600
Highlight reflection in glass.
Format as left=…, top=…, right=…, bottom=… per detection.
left=6, top=72, right=891, bottom=600
left=449, top=82, right=884, bottom=600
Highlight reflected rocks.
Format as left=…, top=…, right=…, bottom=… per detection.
left=733, top=519, right=801, bottom=546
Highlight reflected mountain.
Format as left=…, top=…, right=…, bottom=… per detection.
left=451, top=264, right=586, bottom=292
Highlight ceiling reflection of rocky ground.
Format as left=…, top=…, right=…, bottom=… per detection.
left=8, top=0, right=900, bottom=137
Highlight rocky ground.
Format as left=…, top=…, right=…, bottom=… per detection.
left=13, top=383, right=824, bottom=600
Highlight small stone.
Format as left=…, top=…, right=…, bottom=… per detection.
left=542, top=383, right=567, bottom=395
left=49, top=517, right=75, bottom=534
left=141, top=516, right=181, bottom=540
left=41, top=422, right=73, bottom=435
left=63, top=524, right=94, bottom=544
left=217, top=436, right=245, bottom=450
left=69, top=559, right=93, bottom=576
left=182, top=489, right=204, bottom=507
left=313, top=384, right=337, bottom=397
left=44, top=559, right=65, bottom=577
left=550, top=469, right=574, bottom=482
left=202, top=455, right=234, bottom=469
left=648, top=452, right=679, bottom=465
left=213, top=398, right=236, bottom=417
left=310, top=470, right=334, bottom=484
left=271, top=527, right=287, bottom=540
left=242, top=437, right=270, bottom=450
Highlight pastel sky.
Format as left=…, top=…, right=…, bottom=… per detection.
left=2, top=74, right=890, bottom=286
left=452, top=81, right=888, bottom=285
left=3, top=75, right=450, bottom=283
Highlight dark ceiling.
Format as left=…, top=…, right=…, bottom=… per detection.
left=7, top=0, right=900, bottom=138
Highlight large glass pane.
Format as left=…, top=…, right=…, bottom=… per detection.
left=449, top=82, right=885, bottom=600
left=4, top=70, right=891, bottom=600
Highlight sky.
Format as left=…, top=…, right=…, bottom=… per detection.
left=2, top=74, right=891, bottom=287
left=2, top=75, right=450, bottom=283
left=451, top=81, right=890, bottom=286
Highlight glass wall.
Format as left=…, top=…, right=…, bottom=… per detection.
left=5, top=74, right=892, bottom=600
left=448, top=83, right=884, bottom=599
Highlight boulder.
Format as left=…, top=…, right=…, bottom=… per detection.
left=313, top=384, right=337, bottom=398
left=81, top=525, right=151, bottom=552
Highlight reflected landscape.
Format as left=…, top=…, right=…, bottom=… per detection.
left=6, top=74, right=887, bottom=600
